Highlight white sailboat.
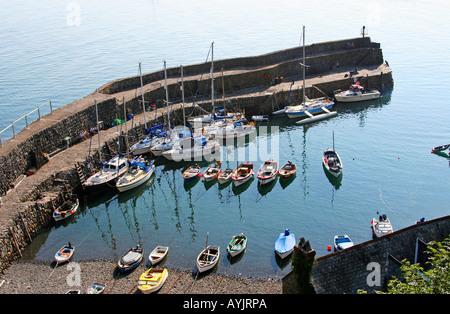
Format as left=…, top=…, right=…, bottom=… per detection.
left=130, top=62, right=167, bottom=155
left=283, top=26, right=335, bottom=120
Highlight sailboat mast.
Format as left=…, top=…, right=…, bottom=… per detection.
left=139, top=62, right=147, bottom=130
left=164, top=60, right=171, bottom=129
left=181, top=65, right=186, bottom=131
left=211, top=42, right=215, bottom=116
left=302, top=25, right=306, bottom=104
left=95, top=100, right=101, bottom=162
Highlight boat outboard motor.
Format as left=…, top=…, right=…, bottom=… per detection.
left=382, top=214, right=387, bottom=221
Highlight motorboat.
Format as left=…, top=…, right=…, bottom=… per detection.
left=117, top=245, right=144, bottom=273
left=116, top=159, right=155, bottom=192
left=274, top=229, right=295, bottom=259
left=333, top=235, right=354, bottom=251
left=323, top=148, right=343, bottom=178
left=231, top=162, right=254, bottom=187
left=334, top=83, right=381, bottom=102
left=372, top=213, right=394, bottom=238
left=83, top=155, right=129, bottom=193
left=137, top=268, right=168, bottom=294
left=213, top=119, right=256, bottom=139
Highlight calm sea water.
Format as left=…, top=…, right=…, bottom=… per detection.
left=2, top=1, right=449, bottom=278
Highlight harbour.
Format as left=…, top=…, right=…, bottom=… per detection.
left=1, top=1, right=449, bottom=295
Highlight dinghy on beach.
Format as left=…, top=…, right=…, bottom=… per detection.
left=137, top=268, right=168, bottom=294
left=117, top=245, right=144, bottom=273
left=55, top=243, right=75, bottom=264
left=149, top=246, right=169, bottom=265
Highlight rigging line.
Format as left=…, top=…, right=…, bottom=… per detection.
left=188, top=45, right=212, bottom=116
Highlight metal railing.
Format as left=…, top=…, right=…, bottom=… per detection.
left=0, top=101, right=53, bottom=147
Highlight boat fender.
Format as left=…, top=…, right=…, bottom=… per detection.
left=264, top=73, right=270, bottom=79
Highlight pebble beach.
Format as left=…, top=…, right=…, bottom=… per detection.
left=0, top=259, right=282, bottom=294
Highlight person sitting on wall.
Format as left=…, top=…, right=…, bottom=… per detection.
left=79, top=130, right=89, bottom=141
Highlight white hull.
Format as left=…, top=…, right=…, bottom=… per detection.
left=162, top=143, right=219, bottom=161
left=258, top=175, right=277, bottom=185
left=117, top=166, right=154, bottom=192
left=196, top=245, right=220, bottom=273
left=149, top=246, right=169, bottom=265
left=232, top=175, right=252, bottom=187
left=334, top=90, right=380, bottom=102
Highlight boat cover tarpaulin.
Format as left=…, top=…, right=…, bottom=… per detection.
left=275, top=229, right=296, bottom=254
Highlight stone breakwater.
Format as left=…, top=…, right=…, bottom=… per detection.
left=0, top=36, right=393, bottom=277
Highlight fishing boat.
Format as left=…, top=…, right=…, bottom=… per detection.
left=117, top=245, right=144, bottom=273
left=257, top=160, right=278, bottom=185
left=274, top=229, right=295, bottom=259
left=182, top=164, right=201, bottom=182
left=322, top=132, right=342, bottom=178
left=231, top=162, right=254, bottom=187
left=226, top=233, right=247, bottom=257
left=431, top=144, right=450, bottom=153
left=55, top=243, right=75, bottom=264
left=334, top=83, right=381, bottom=102
left=53, top=194, right=79, bottom=222
left=83, top=155, right=129, bottom=193
left=333, top=235, right=354, bottom=251
left=137, top=268, right=168, bottom=294
left=371, top=213, right=394, bottom=238
left=196, top=245, right=220, bottom=273
left=149, top=246, right=169, bottom=265
left=87, top=282, right=106, bottom=294
left=278, top=161, right=297, bottom=179
left=116, top=159, right=155, bottom=192
left=203, top=163, right=221, bottom=181
left=217, top=168, right=233, bottom=184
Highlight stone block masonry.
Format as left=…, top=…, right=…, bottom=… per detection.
left=0, top=36, right=393, bottom=275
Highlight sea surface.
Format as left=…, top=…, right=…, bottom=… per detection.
left=2, top=1, right=449, bottom=278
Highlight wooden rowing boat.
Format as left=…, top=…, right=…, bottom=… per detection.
left=117, top=245, right=144, bottom=273
left=137, top=268, right=168, bottom=294
left=226, top=233, right=247, bottom=257
left=149, top=246, right=169, bottom=265
left=54, top=243, right=75, bottom=264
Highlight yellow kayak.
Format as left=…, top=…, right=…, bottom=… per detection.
left=137, top=268, right=168, bottom=294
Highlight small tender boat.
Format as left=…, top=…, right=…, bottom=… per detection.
left=231, top=162, right=254, bottom=187
left=227, top=233, right=247, bottom=257
left=87, top=282, right=106, bottom=294
left=117, top=245, right=144, bottom=273
left=334, top=83, right=381, bottom=103
left=252, top=115, right=269, bottom=122
left=116, top=159, right=155, bottom=192
left=137, top=268, right=168, bottom=294
left=55, top=243, right=75, bottom=264
left=274, top=229, right=295, bottom=259
left=372, top=213, right=394, bottom=238
left=53, top=195, right=79, bottom=222
left=431, top=144, right=450, bottom=153
left=278, top=161, right=297, bottom=179
left=333, top=235, right=354, bottom=251
left=149, top=246, right=169, bottom=265
left=214, top=119, right=256, bottom=139
left=218, top=168, right=233, bottom=184
left=182, top=165, right=201, bottom=182
left=203, top=163, right=221, bottom=182
left=196, top=245, right=220, bottom=273
left=257, top=160, right=278, bottom=185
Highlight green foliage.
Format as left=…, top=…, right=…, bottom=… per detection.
left=382, top=236, right=450, bottom=294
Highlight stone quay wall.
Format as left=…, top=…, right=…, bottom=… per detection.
left=0, top=36, right=392, bottom=275
left=282, top=215, right=450, bottom=294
